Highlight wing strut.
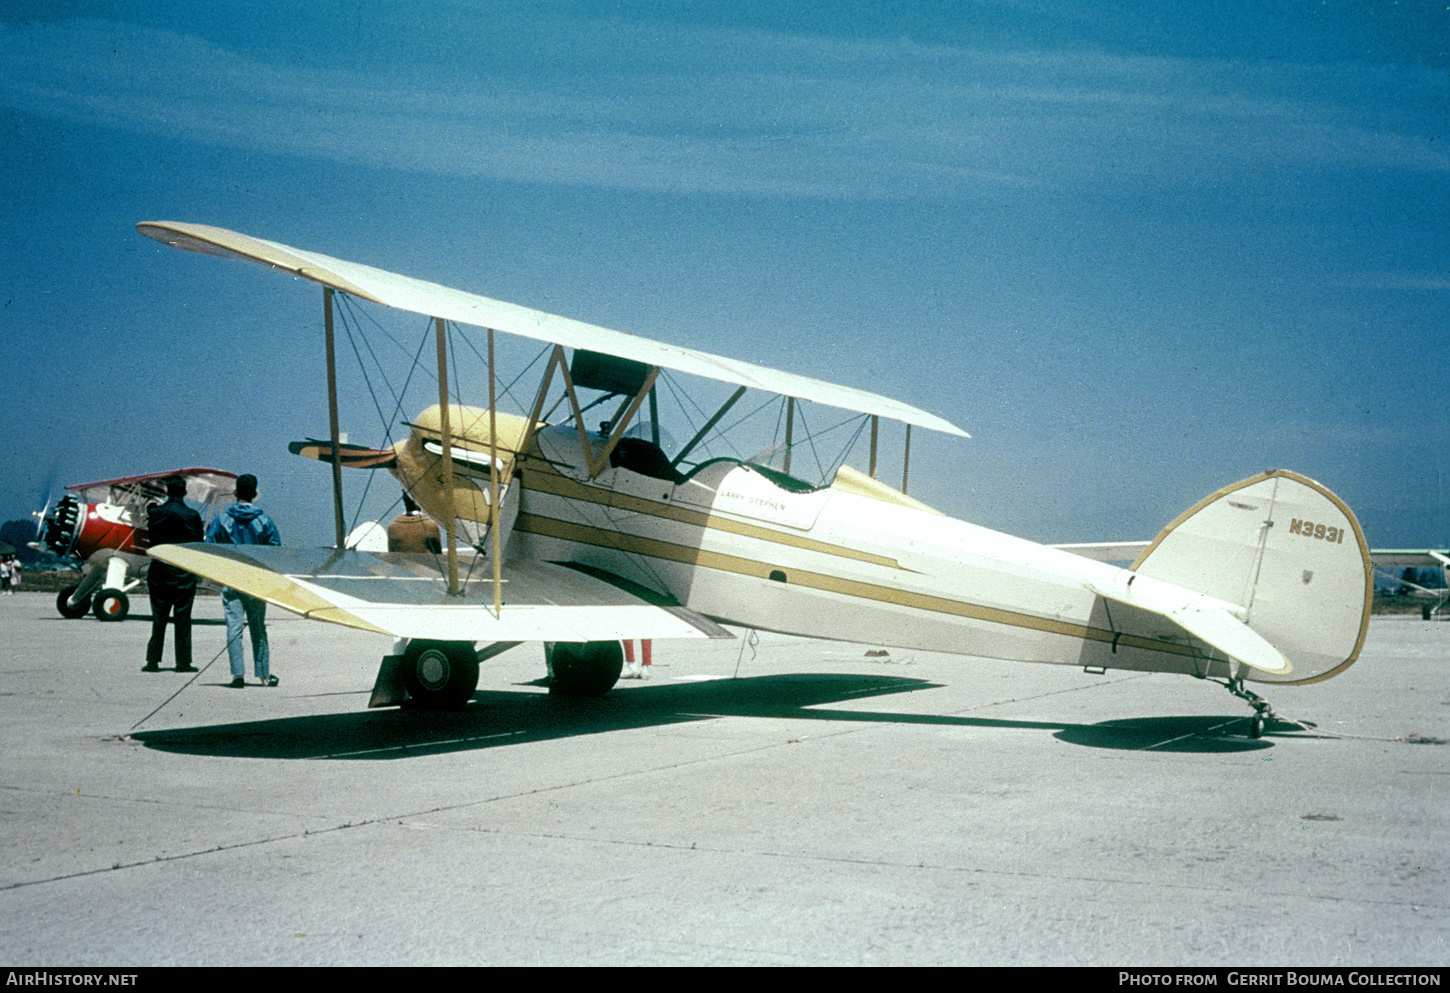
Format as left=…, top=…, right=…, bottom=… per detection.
left=902, top=424, right=912, bottom=495
left=522, top=346, right=566, bottom=456
left=434, top=317, right=461, bottom=596
left=589, top=366, right=661, bottom=477
left=488, top=327, right=502, bottom=615
left=324, top=288, right=346, bottom=548
left=866, top=414, right=911, bottom=494
left=518, top=344, right=662, bottom=481
left=783, top=397, right=795, bottom=476
left=671, top=386, right=746, bottom=469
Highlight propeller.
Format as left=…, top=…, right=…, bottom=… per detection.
left=29, top=495, right=52, bottom=547
left=29, top=463, right=61, bottom=545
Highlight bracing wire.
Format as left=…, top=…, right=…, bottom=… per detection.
left=332, top=298, right=437, bottom=538
left=337, top=294, right=406, bottom=428
left=325, top=297, right=440, bottom=544
left=804, top=410, right=871, bottom=482
left=657, top=374, right=703, bottom=448
left=451, top=327, right=549, bottom=416
left=836, top=416, right=870, bottom=477
left=725, top=394, right=782, bottom=434
left=796, top=404, right=822, bottom=478
left=128, top=621, right=249, bottom=732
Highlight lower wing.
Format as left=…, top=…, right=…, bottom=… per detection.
left=147, top=544, right=731, bottom=643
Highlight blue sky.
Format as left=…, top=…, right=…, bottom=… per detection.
left=1, top=1, right=1446, bottom=549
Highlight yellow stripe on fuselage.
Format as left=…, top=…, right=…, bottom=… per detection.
left=513, top=507, right=1213, bottom=664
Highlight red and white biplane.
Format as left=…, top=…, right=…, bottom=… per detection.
left=33, top=469, right=237, bottom=621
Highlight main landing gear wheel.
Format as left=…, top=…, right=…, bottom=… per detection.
left=402, top=640, right=480, bottom=709
left=546, top=641, right=624, bottom=697
left=93, top=588, right=130, bottom=622
left=56, top=585, right=92, bottom=619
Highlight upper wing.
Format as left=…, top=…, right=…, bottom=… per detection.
left=147, top=543, right=732, bottom=643
left=1370, top=549, right=1450, bottom=569
left=138, top=221, right=967, bottom=439
left=68, top=467, right=237, bottom=503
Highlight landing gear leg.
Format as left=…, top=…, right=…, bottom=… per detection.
left=1226, top=678, right=1277, bottom=738
left=55, top=585, right=92, bottom=619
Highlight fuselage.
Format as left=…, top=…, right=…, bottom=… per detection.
left=395, top=408, right=1241, bottom=682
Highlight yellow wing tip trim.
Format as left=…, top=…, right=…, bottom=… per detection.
left=147, top=544, right=394, bottom=636
left=137, top=221, right=386, bottom=305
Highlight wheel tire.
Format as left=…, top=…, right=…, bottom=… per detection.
left=1249, top=713, right=1266, bottom=739
left=93, top=588, right=130, bottom=622
left=402, top=640, right=479, bottom=709
left=56, top=585, right=92, bottom=619
left=547, top=641, right=624, bottom=697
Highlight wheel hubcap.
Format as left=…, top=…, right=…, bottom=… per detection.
left=416, top=649, right=450, bottom=691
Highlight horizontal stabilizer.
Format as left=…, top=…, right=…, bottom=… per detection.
left=1054, top=541, right=1151, bottom=563
left=288, top=439, right=398, bottom=469
left=147, top=544, right=733, bottom=643
left=1085, top=573, right=1291, bottom=675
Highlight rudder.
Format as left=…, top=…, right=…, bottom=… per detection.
left=1132, top=470, right=1372, bottom=684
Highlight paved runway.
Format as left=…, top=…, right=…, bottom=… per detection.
left=0, top=590, right=1445, bottom=966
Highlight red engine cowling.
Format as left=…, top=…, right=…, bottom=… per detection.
left=38, top=495, right=148, bottom=559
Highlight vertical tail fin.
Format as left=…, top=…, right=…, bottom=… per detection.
left=1132, top=471, right=1372, bottom=684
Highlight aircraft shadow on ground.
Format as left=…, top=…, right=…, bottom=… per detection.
left=129, top=672, right=1286, bottom=759
left=1053, top=715, right=1288, bottom=752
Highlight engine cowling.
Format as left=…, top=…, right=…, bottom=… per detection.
left=38, top=495, right=147, bottom=559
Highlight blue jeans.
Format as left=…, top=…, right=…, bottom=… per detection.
left=222, top=588, right=269, bottom=679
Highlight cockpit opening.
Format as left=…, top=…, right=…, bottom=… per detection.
left=608, top=437, right=685, bottom=485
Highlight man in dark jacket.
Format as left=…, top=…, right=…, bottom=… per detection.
left=206, top=473, right=282, bottom=688
left=144, top=476, right=204, bottom=672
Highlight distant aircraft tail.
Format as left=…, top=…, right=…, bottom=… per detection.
left=1131, top=471, right=1372, bottom=684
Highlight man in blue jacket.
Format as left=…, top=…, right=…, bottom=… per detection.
left=206, top=474, right=282, bottom=688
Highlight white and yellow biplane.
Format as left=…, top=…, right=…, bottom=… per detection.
left=136, top=222, right=1373, bottom=736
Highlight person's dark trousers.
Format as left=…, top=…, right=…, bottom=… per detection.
left=147, top=582, right=197, bottom=668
